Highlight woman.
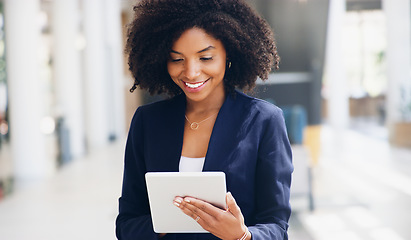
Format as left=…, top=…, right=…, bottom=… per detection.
left=116, top=0, right=293, bottom=239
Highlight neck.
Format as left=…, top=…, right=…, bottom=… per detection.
left=185, top=90, right=226, bottom=114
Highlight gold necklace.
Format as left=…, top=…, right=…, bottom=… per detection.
left=185, top=112, right=218, bottom=130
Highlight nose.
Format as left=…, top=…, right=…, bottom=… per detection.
left=183, top=60, right=201, bottom=80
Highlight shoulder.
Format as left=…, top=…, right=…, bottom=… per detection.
left=133, top=94, right=184, bottom=117
left=233, top=90, right=283, bottom=119
left=130, top=94, right=185, bottom=127
left=138, top=94, right=185, bottom=113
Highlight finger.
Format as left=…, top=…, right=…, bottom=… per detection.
left=226, top=192, right=242, bottom=219
left=180, top=200, right=201, bottom=219
left=173, top=197, right=184, bottom=207
left=174, top=197, right=214, bottom=230
left=183, top=197, right=225, bottom=217
left=174, top=197, right=210, bottom=219
left=188, top=197, right=231, bottom=226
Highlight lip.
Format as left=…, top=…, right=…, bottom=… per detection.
left=182, top=78, right=210, bottom=92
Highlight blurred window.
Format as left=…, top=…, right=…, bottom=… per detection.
left=344, top=10, right=387, bottom=98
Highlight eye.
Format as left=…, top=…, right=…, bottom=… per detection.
left=200, top=57, right=213, bottom=61
left=170, top=58, right=183, bottom=63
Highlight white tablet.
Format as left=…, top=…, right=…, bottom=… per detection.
left=145, top=172, right=227, bottom=233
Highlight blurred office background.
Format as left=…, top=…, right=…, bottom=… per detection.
left=0, top=0, right=411, bottom=239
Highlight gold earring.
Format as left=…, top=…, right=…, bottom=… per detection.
left=228, top=61, right=231, bottom=69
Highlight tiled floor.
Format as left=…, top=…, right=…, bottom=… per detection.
left=0, top=124, right=410, bottom=240
left=0, top=141, right=125, bottom=240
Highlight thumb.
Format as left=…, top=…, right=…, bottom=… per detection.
left=226, top=192, right=241, bottom=218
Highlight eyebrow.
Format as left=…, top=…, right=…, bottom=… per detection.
left=170, top=46, right=216, bottom=54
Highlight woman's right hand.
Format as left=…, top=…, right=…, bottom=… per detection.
left=173, top=192, right=251, bottom=240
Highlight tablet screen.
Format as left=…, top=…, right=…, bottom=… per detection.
left=145, top=172, right=227, bottom=233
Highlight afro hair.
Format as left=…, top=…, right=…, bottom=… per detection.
left=126, top=0, right=279, bottom=95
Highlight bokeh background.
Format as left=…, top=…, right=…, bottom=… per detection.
left=0, top=0, right=410, bottom=239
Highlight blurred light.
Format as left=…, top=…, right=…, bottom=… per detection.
left=0, top=41, right=4, bottom=56
left=0, top=121, right=8, bottom=135
left=76, top=34, right=86, bottom=50
left=38, top=11, right=48, bottom=29
left=0, top=83, right=6, bottom=112
left=41, top=116, right=55, bottom=135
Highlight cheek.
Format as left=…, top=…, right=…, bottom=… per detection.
left=167, top=63, right=180, bottom=80
left=207, top=61, right=226, bottom=78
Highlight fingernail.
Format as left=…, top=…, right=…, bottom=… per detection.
left=184, top=198, right=191, bottom=203
left=175, top=198, right=182, bottom=203
left=173, top=201, right=180, bottom=207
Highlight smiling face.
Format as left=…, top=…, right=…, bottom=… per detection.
left=167, top=28, right=227, bottom=105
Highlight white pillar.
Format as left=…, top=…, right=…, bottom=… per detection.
left=383, top=0, right=411, bottom=125
left=104, top=0, right=126, bottom=140
left=4, top=0, right=54, bottom=179
left=83, top=0, right=110, bottom=149
left=325, top=0, right=350, bottom=129
left=51, top=0, right=85, bottom=158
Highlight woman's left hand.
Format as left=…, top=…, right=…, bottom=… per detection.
left=173, top=192, right=250, bottom=240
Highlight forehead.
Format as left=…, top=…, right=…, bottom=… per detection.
left=171, top=27, right=225, bottom=53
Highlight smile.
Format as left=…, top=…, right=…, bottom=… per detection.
left=183, top=79, right=208, bottom=89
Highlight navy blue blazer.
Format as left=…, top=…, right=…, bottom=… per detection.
left=116, top=90, right=293, bottom=240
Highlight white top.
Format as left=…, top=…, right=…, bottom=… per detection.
left=179, top=156, right=205, bottom=172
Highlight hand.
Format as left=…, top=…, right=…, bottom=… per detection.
left=173, top=192, right=250, bottom=240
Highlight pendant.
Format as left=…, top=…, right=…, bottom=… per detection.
left=190, top=122, right=200, bottom=130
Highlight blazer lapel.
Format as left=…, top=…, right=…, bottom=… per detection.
left=203, top=91, right=245, bottom=171
left=148, top=94, right=186, bottom=172
left=153, top=91, right=245, bottom=172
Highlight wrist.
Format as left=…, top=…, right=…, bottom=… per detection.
left=237, top=227, right=251, bottom=240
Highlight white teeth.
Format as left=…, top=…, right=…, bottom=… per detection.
left=185, top=81, right=205, bottom=88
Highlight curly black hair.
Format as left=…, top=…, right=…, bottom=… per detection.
left=126, top=0, right=279, bottom=95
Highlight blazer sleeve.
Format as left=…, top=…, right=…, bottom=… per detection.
left=248, top=107, right=293, bottom=240
left=115, top=107, right=159, bottom=240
